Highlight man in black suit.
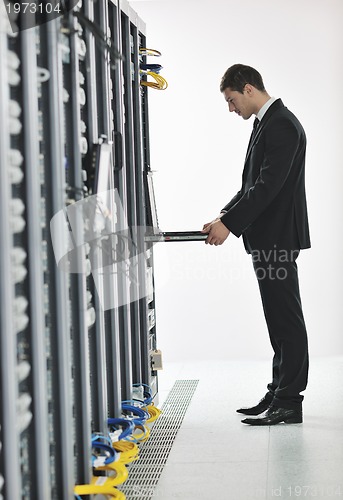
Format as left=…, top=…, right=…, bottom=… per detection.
left=202, top=64, right=310, bottom=426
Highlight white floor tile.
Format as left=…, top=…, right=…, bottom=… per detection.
left=268, top=418, right=343, bottom=462
left=155, top=461, right=269, bottom=500
left=266, top=461, right=343, bottom=499
left=166, top=425, right=270, bottom=464
left=150, top=357, right=343, bottom=500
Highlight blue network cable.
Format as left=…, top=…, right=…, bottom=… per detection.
left=91, top=432, right=112, bottom=446
left=91, top=435, right=118, bottom=466
left=132, top=382, right=153, bottom=405
left=121, top=403, right=149, bottom=424
left=140, top=63, right=163, bottom=73
left=107, top=417, right=135, bottom=440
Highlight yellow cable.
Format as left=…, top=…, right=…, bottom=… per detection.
left=146, top=404, right=162, bottom=423
left=140, top=71, right=168, bottom=90
left=74, top=476, right=126, bottom=498
left=113, top=441, right=139, bottom=463
left=125, top=423, right=151, bottom=443
left=95, top=460, right=129, bottom=486
left=138, top=423, right=150, bottom=442
left=139, top=48, right=161, bottom=57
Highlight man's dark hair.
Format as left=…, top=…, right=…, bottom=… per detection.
left=220, top=64, right=266, bottom=93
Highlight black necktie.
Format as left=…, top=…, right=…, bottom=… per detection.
left=253, top=117, right=259, bottom=135
left=248, top=117, right=260, bottom=148
left=245, top=118, right=260, bottom=161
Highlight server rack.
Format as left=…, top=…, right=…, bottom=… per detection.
left=119, top=0, right=160, bottom=399
left=0, top=1, right=161, bottom=498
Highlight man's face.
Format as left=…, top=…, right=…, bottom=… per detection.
left=223, top=86, right=255, bottom=120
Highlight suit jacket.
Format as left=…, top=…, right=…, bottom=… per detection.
left=220, top=99, right=311, bottom=253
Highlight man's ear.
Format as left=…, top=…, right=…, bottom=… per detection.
left=244, top=83, right=254, bottom=96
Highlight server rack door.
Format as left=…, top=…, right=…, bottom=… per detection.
left=108, top=0, right=134, bottom=403
left=120, top=1, right=144, bottom=391
left=0, top=18, right=22, bottom=500
left=105, top=0, right=124, bottom=420
left=62, top=7, right=94, bottom=487
left=135, top=17, right=160, bottom=398
left=20, top=23, right=51, bottom=500
left=45, top=17, right=76, bottom=499
left=80, top=0, right=110, bottom=440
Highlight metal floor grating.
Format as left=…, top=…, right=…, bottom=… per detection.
left=120, top=379, right=199, bottom=499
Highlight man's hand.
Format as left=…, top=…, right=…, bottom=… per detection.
left=201, top=218, right=230, bottom=246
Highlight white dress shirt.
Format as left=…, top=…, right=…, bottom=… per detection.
left=256, top=96, right=277, bottom=122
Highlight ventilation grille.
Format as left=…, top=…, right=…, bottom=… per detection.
left=120, top=379, right=199, bottom=499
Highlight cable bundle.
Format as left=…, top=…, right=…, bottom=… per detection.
left=140, top=71, right=168, bottom=90
left=120, top=401, right=151, bottom=443
left=124, top=423, right=150, bottom=444
left=121, top=402, right=149, bottom=423
left=74, top=476, right=126, bottom=498
left=140, top=63, right=163, bottom=74
left=139, top=48, right=168, bottom=90
left=145, top=404, right=162, bottom=423
left=131, top=384, right=161, bottom=422
left=74, top=384, right=162, bottom=498
left=139, top=48, right=162, bottom=57
left=107, top=417, right=135, bottom=442
left=95, top=460, right=129, bottom=485
left=74, top=433, right=127, bottom=498
left=113, top=441, right=139, bottom=464
left=133, top=382, right=153, bottom=405
left=91, top=434, right=119, bottom=468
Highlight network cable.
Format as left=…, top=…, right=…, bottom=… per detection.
left=140, top=70, right=168, bottom=90
left=140, top=63, right=163, bottom=74
left=91, top=435, right=119, bottom=467
left=145, top=404, right=162, bottom=423
left=113, top=441, right=139, bottom=464
left=121, top=402, right=149, bottom=424
left=74, top=476, right=126, bottom=498
left=92, top=432, right=112, bottom=446
left=124, top=423, right=150, bottom=444
left=139, top=48, right=161, bottom=57
left=129, top=384, right=161, bottom=422
left=107, top=417, right=135, bottom=441
left=132, top=382, right=153, bottom=405
left=121, top=401, right=160, bottom=424
left=114, top=402, right=151, bottom=443
left=139, top=47, right=167, bottom=89
left=95, top=460, right=128, bottom=485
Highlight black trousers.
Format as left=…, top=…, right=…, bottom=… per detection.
left=252, top=250, right=309, bottom=411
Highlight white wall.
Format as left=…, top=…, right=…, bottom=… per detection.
left=131, top=0, right=343, bottom=362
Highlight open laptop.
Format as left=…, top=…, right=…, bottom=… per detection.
left=144, top=172, right=207, bottom=243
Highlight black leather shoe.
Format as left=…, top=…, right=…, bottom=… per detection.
left=241, top=406, right=303, bottom=426
left=236, top=395, right=273, bottom=416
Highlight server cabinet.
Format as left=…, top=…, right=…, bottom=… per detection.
left=119, top=0, right=159, bottom=399
left=0, top=0, right=161, bottom=498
